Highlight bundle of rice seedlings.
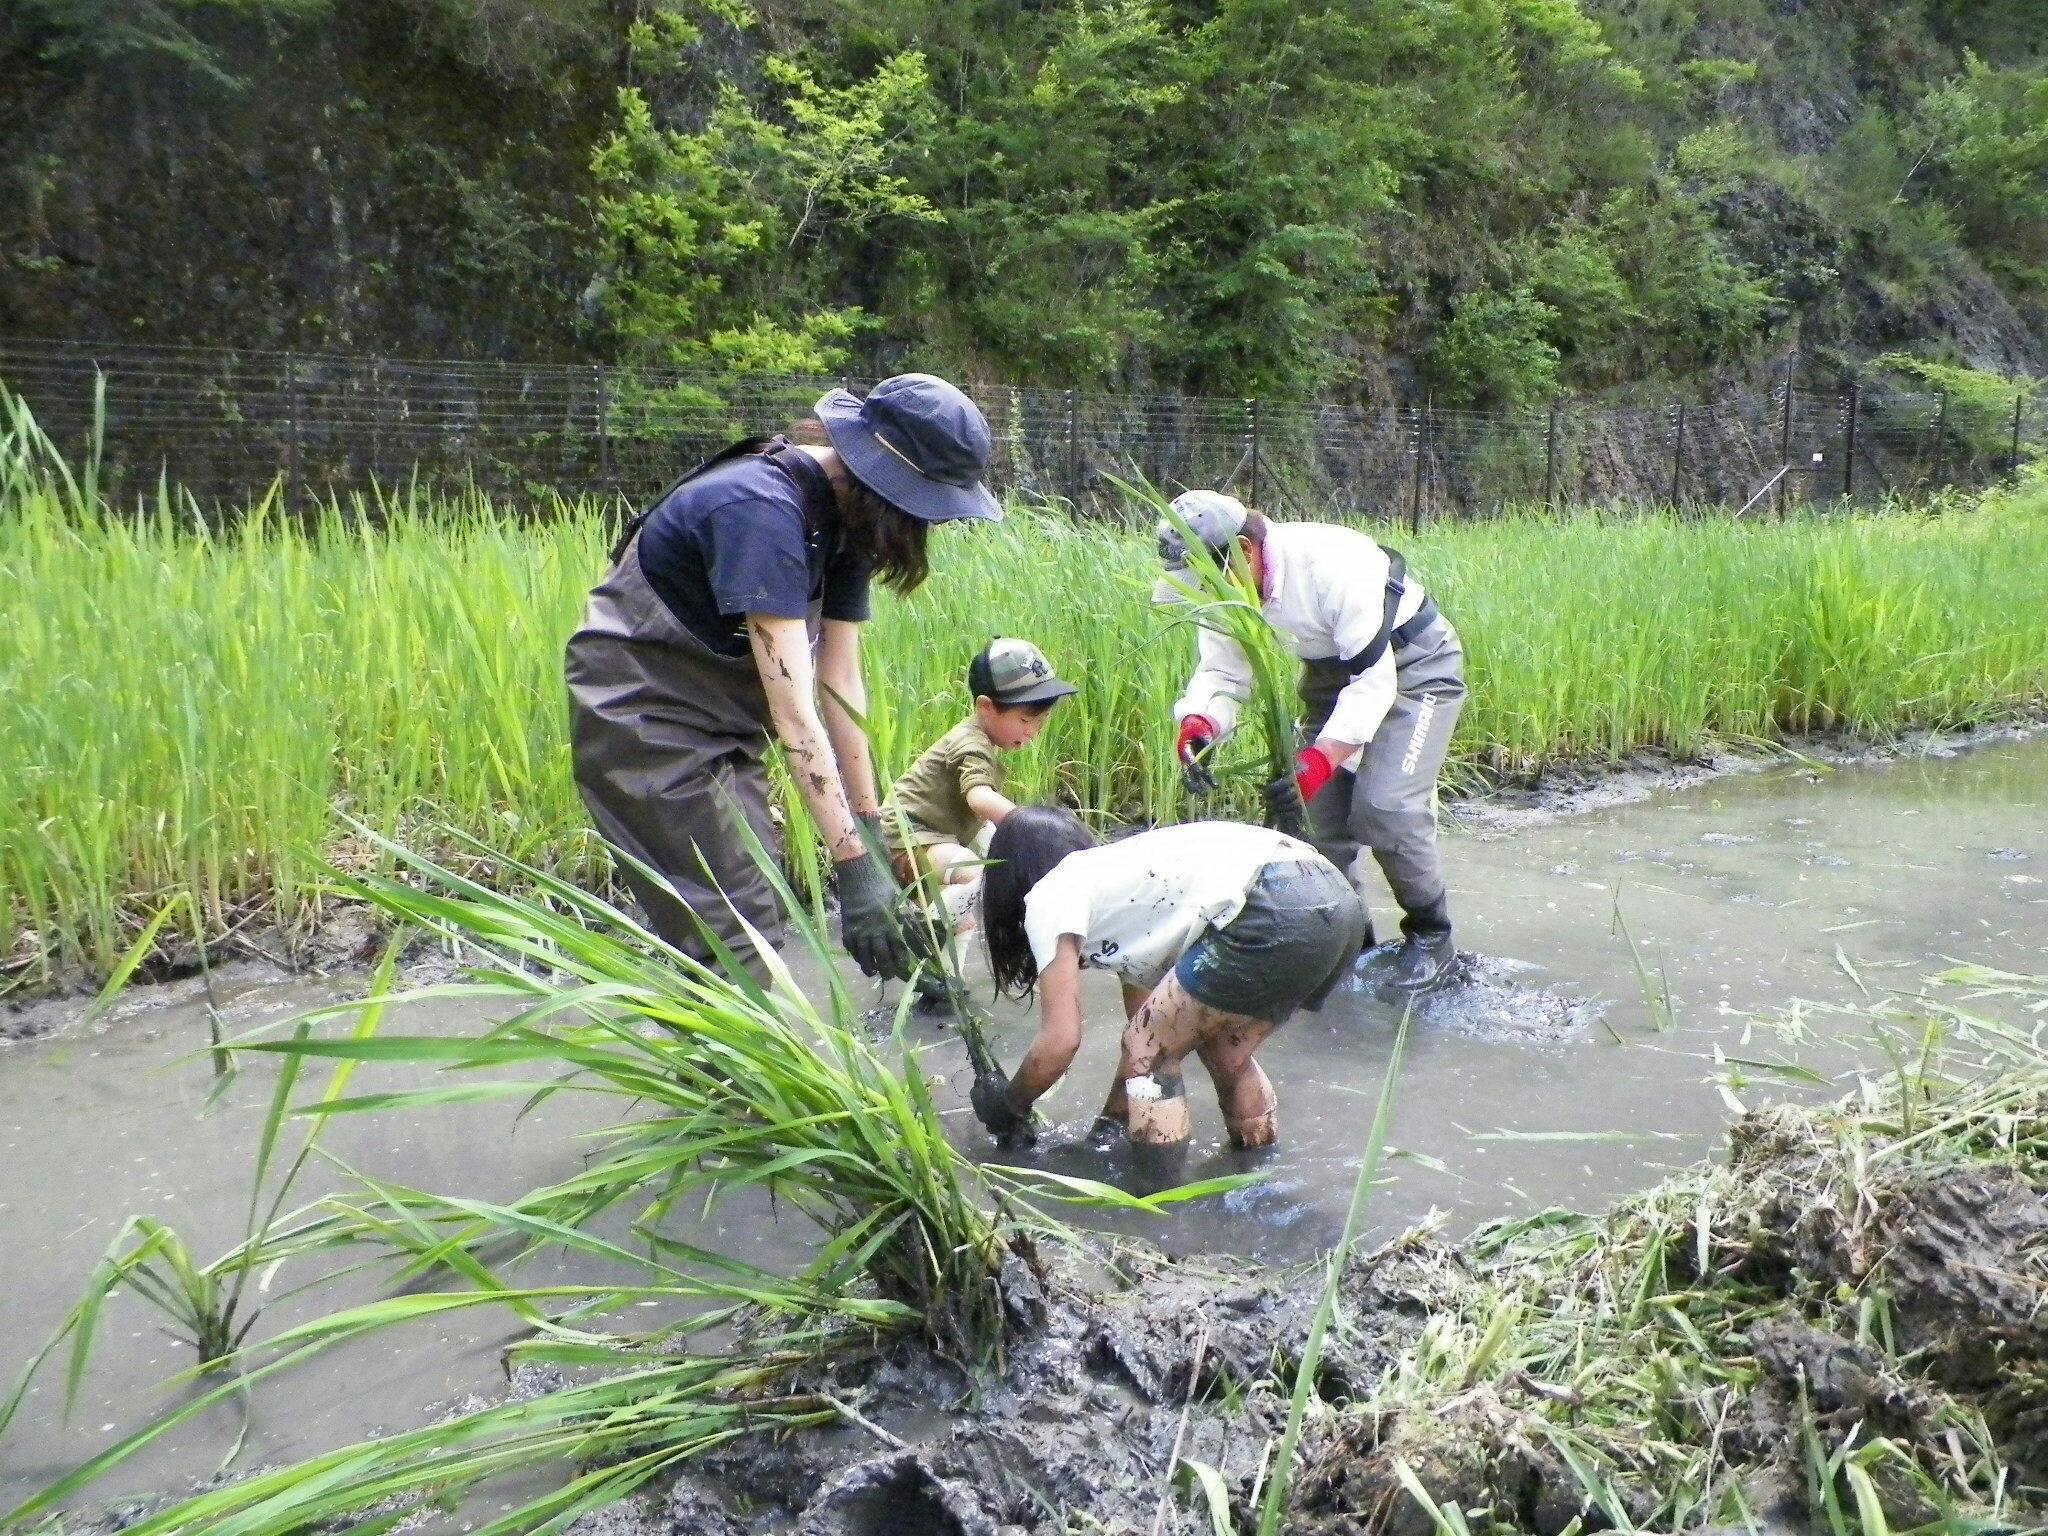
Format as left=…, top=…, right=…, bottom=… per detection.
left=1106, top=472, right=1301, bottom=798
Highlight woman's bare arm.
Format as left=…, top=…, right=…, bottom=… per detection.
left=815, top=619, right=882, bottom=818
left=748, top=614, right=862, bottom=864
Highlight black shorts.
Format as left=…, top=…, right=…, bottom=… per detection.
left=1172, top=857, right=1365, bottom=1023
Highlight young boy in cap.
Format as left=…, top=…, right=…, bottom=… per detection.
left=882, top=638, right=1078, bottom=910
left=1155, top=489, right=1467, bottom=994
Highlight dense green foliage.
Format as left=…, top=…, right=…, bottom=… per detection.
left=2, top=0, right=2040, bottom=401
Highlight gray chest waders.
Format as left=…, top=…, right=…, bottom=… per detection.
left=562, top=440, right=824, bottom=972
left=1295, top=546, right=1468, bottom=924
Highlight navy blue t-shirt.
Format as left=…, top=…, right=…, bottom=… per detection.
left=634, top=443, right=873, bottom=657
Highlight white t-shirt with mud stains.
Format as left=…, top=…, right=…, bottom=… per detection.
left=1023, top=822, right=1320, bottom=990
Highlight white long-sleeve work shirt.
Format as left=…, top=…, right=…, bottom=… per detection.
left=1171, top=520, right=1431, bottom=748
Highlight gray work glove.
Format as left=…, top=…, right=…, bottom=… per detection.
left=1263, top=771, right=1308, bottom=839
left=834, top=851, right=916, bottom=981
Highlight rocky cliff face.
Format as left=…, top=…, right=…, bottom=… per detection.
left=1, top=2, right=606, bottom=359
left=2, top=1, right=2040, bottom=389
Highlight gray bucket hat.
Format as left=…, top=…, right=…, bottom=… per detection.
left=814, top=374, right=1004, bottom=524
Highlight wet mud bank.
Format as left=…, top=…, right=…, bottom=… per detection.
left=570, top=1063, right=2048, bottom=1535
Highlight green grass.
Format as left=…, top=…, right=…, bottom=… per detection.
left=5, top=388, right=2048, bottom=983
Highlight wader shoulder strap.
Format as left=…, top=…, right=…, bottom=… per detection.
left=606, top=434, right=785, bottom=562
left=1341, top=546, right=1412, bottom=677
left=761, top=441, right=831, bottom=541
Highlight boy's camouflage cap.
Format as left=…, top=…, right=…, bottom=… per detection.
left=970, top=637, right=1079, bottom=707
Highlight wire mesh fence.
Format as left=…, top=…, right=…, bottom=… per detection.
left=1, top=336, right=2036, bottom=522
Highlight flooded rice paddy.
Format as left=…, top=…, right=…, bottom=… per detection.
left=4, top=734, right=2042, bottom=1504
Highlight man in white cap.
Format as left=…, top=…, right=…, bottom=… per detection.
left=1154, top=489, right=1467, bottom=993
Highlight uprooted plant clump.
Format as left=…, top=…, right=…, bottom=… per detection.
left=1281, top=977, right=2048, bottom=1536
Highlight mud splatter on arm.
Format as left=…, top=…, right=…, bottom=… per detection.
left=816, top=618, right=883, bottom=818
left=750, top=614, right=863, bottom=863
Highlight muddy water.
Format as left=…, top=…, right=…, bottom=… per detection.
left=0, top=975, right=817, bottom=1503
left=3, top=736, right=2042, bottom=1503
left=997, top=735, right=2044, bottom=1258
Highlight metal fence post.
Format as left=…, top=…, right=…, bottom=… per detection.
left=595, top=364, right=611, bottom=490
left=1248, top=398, right=1261, bottom=507
left=2009, top=391, right=2024, bottom=479
left=284, top=351, right=302, bottom=513
left=1065, top=389, right=1080, bottom=508
left=1408, top=399, right=1428, bottom=534
left=1543, top=402, right=1559, bottom=510
left=1776, top=374, right=1794, bottom=519
left=1930, top=392, right=1949, bottom=488
left=367, top=358, right=382, bottom=489
left=1668, top=400, right=1686, bottom=507
left=1841, top=383, right=1858, bottom=498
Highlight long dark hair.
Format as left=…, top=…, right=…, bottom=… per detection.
left=983, top=806, right=1100, bottom=998
left=785, top=418, right=931, bottom=594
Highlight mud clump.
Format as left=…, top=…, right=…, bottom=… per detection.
left=799, top=1452, right=999, bottom=1536
left=1283, top=1087, right=2048, bottom=1536
left=1738, top=1147, right=2048, bottom=1488
left=1293, top=1389, right=1631, bottom=1536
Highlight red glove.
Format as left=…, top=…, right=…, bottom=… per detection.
left=1175, top=714, right=1218, bottom=765
left=1294, top=745, right=1336, bottom=803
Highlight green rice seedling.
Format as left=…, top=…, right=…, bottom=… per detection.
left=7, top=392, right=2048, bottom=987
left=1252, top=1007, right=1412, bottom=1536
left=3, top=825, right=1254, bottom=1533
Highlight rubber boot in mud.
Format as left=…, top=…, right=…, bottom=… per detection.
left=1380, top=896, right=1456, bottom=997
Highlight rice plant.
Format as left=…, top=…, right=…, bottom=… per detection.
left=1112, top=471, right=1302, bottom=794
left=2, top=828, right=1247, bottom=1534
left=6, top=386, right=2048, bottom=986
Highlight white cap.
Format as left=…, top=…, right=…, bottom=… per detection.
left=1152, top=489, right=1250, bottom=604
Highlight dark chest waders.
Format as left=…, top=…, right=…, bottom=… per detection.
left=562, top=439, right=828, bottom=973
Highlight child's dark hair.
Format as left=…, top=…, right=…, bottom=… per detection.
left=983, top=806, right=1099, bottom=998
left=967, top=642, right=996, bottom=703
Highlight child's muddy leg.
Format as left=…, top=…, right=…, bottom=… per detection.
left=1097, top=1035, right=1143, bottom=1129
left=1119, top=974, right=1225, bottom=1147
left=926, top=842, right=979, bottom=885
left=1197, top=1019, right=1279, bottom=1148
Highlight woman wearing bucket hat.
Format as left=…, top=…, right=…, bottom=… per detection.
left=564, top=373, right=1003, bottom=981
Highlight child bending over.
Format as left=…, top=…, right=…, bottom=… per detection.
left=971, top=808, right=1366, bottom=1148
